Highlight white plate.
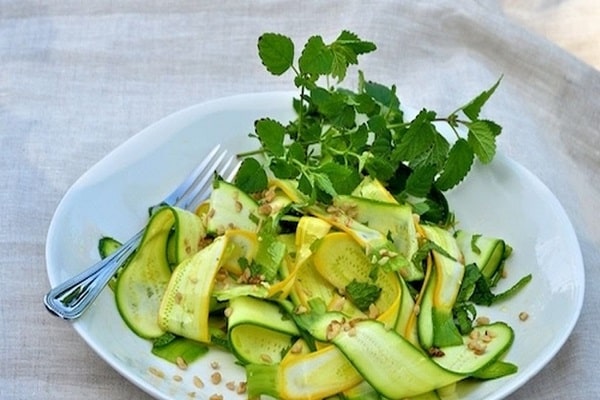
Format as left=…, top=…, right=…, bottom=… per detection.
left=46, top=92, right=585, bottom=400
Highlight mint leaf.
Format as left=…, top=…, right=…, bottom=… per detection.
left=313, top=172, right=337, bottom=197
left=334, top=30, right=377, bottom=57
left=287, top=141, right=306, bottom=164
left=468, top=120, right=497, bottom=163
left=456, top=264, right=482, bottom=303
left=361, top=78, right=400, bottom=111
left=405, top=164, right=436, bottom=198
left=310, top=87, right=348, bottom=120
left=269, top=158, right=298, bottom=179
left=255, top=118, right=286, bottom=157
left=355, top=93, right=378, bottom=115
left=257, top=33, right=295, bottom=76
left=234, top=158, right=268, bottom=193
left=318, top=162, right=361, bottom=195
left=345, top=279, right=381, bottom=311
left=330, top=50, right=351, bottom=81
left=364, top=156, right=395, bottom=182
left=412, top=239, right=458, bottom=265
left=298, top=172, right=314, bottom=197
left=410, top=130, right=450, bottom=170
left=435, top=138, right=474, bottom=191
left=470, top=233, right=482, bottom=255
left=462, top=77, right=502, bottom=120
left=254, top=221, right=287, bottom=282
left=298, top=35, right=333, bottom=77
left=350, top=124, right=369, bottom=151
left=394, top=109, right=436, bottom=164
left=493, top=274, right=532, bottom=303
left=479, top=119, right=502, bottom=136
left=329, top=30, right=376, bottom=81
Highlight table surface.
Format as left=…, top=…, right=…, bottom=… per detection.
left=2, top=1, right=599, bottom=399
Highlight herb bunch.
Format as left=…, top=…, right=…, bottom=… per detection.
left=235, top=30, right=502, bottom=219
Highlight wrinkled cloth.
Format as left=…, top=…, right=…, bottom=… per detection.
left=1, top=1, right=598, bottom=399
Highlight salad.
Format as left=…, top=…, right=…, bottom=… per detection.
left=101, top=31, right=531, bottom=399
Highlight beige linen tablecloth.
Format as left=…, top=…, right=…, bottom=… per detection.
left=1, top=1, right=599, bottom=399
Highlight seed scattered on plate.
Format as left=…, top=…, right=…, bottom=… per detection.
left=237, top=381, right=248, bottom=394
left=176, top=356, right=188, bottom=370
left=148, top=366, right=165, bottom=379
left=211, top=371, right=222, bottom=384
left=193, top=375, right=204, bottom=389
left=519, top=311, right=529, bottom=321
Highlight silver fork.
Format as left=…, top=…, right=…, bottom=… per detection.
left=44, top=145, right=239, bottom=320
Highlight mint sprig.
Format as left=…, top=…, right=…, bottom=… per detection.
left=240, top=31, right=503, bottom=210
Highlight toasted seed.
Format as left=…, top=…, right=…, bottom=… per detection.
left=294, top=304, right=308, bottom=315
left=263, top=187, right=276, bottom=202
left=210, top=361, right=220, bottom=370
left=148, top=366, right=165, bottom=379
left=476, top=316, right=490, bottom=326
left=209, top=395, right=223, bottom=400
left=211, top=372, right=222, bottom=384
left=368, top=303, right=380, bottom=319
left=236, top=381, right=248, bottom=394
left=234, top=200, right=243, bottom=213
left=428, top=347, right=445, bottom=357
left=258, top=203, right=272, bottom=215
left=173, top=374, right=183, bottom=382
left=174, top=292, right=183, bottom=304
left=519, top=311, right=529, bottom=321
left=326, top=320, right=342, bottom=341
left=215, top=270, right=228, bottom=282
left=260, top=353, right=273, bottom=363
left=326, top=205, right=339, bottom=214
left=413, top=304, right=420, bottom=316
left=290, top=341, right=304, bottom=354
left=377, top=256, right=390, bottom=266
left=226, top=381, right=236, bottom=391
left=329, top=296, right=346, bottom=312
left=193, top=376, right=204, bottom=389
left=176, top=356, right=188, bottom=370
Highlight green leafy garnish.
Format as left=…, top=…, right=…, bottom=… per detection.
left=257, top=33, right=295, bottom=76
left=251, top=219, right=287, bottom=282
left=242, top=31, right=503, bottom=208
left=345, top=279, right=382, bottom=311
left=453, top=263, right=532, bottom=333
left=235, top=157, right=269, bottom=193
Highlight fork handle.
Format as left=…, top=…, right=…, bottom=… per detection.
left=43, top=229, right=143, bottom=320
